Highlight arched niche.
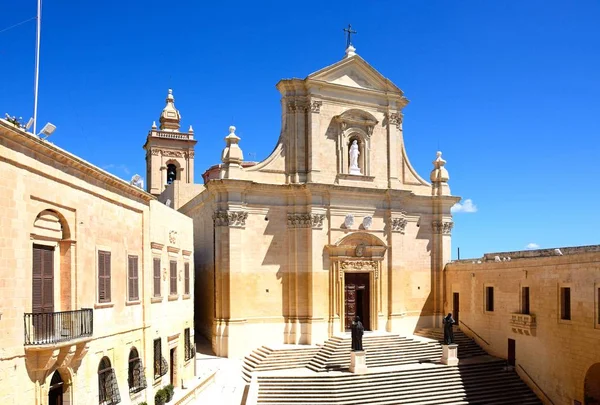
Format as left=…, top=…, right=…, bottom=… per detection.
left=165, top=159, right=181, bottom=185
left=333, top=109, right=379, bottom=176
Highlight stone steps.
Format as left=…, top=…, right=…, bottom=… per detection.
left=256, top=361, right=541, bottom=404
left=414, top=328, right=488, bottom=358
left=242, top=345, right=321, bottom=383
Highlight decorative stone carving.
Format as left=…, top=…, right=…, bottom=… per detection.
left=362, top=216, right=372, bottom=230
left=341, top=260, right=377, bottom=271
left=388, top=112, right=403, bottom=128
left=150, top=148, right=161, bottom=156
left=287, top=213, right=311, bottom=227
left=287, top=213, right=326, bottom=229
left=311, top=101, right=322, bottom=113
left=432, top=220, right=454, bottom=235
left=213, top=210, right=248, bottom=227
left=185, top=151, right=195, bottom=158
left=391, top=217, right=408, bottom=233
left=311, top=214, right=325, bottom=228
left=162, top=150, right=185, bottom=158
left=344, top=214, right=355, bottom=229
left=168, top=230, right=177, bottom=244
left=355, top=243, right=366, bottom=257
left=287, top=101, right=308, bottom=113
left=367, top=125, right=374, bottom=137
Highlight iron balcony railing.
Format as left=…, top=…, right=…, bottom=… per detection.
left=24, top=308, right=93, bottom=346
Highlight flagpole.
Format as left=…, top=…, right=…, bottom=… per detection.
left=33, top=0, right=41, bottom=135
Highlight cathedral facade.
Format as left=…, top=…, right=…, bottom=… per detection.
left=146, top=47, right=459, bottom=359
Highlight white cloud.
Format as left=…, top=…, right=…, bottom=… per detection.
left=102, top=164, right=130, bottom=175
left=451, top=198, right=477, bottom=214
left=525, top=243, right=540, bottom=250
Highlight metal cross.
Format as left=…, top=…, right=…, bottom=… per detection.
left=343, top=24, right=357, bottom=48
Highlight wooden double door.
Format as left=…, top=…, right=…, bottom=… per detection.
left=344, top=273, right=370, bottom=331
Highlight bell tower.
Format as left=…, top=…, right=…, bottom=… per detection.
left=143, top=89, right=197, bottom=196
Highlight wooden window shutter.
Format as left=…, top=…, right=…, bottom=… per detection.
left=32, top=246, right=43, bottom=313
left=170, top=261, right=177, bottom=295
left=98, top=251, right=111, bottom=303
left=128, top=256, right=139, bottom=301
left=153, top=258, right=161, bottom=297
left=184, top=263, right=190, bottom=295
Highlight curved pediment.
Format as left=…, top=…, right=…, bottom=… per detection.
left=334, top=108, right=379, bottom=127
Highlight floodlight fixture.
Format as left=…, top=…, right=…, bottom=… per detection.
left=25, top=118, right=34, bottom=131
left=38, top=122, right=56, bottom=139
left=130, top=174, right=144, bottom=189
left=165, top=199, right=172, bottom=207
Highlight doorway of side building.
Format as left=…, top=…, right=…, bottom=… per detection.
left=508, top=338, right=516, bottom=367
left=170, top=347, right=178, bottom=387
left=453, top=292, right=460, bottom=323
left=48, top=370, right=63, bottom=405
left=344, top=273, right=370, bottom=331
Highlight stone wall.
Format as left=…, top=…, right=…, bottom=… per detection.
left=445, top=247, right=600, bottom=405
left=0, top=120, right=195, bottom=405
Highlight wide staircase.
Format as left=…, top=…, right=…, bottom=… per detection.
left=256, top=359, right=542, bottom=404
left=414, top=327, right=488, bottom=358
left=245, top=328, right=542, bottom=404
left=242, top=345, right=321, bottom=383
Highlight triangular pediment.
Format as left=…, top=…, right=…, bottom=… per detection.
left=307, top=55, right=404, bottom=95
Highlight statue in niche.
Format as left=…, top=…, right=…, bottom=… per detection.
left=443, top=313, right=456, bottom=345
left=349, top=140, right=361, bottom=175
left=351, top=316, right=364, bottom=351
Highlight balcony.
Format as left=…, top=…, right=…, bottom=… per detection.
left=24, top=308, right=93, bottom=346
left=510, top=313, right=536, bottom=336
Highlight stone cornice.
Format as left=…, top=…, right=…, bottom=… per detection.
left=0, top=120, right=154, bottom=203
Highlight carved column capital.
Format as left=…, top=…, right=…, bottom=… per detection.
left=287, top=213, right=325, bottom=229
left=387, top=112, right=403, bottom=128
left=213, top=210, right=248, bottom=228
left=391, top=217, right=408, bottom=234
left=432, top=220, right=453, bottom=235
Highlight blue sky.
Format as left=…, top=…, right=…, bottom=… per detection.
left=2, top=1, right=599, bottom=259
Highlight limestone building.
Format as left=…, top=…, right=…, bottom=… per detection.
left=148, top=46, right=460, bottom=359
left=445, top=246, right=600, bottom=405
left=0, top=120, right=198, bottom=405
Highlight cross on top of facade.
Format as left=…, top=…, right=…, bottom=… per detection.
left=343, top=24, right=357, bottom=49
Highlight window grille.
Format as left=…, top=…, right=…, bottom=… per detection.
left=128, top=348, right=147, bottom=394
left=99, top=357, right=121, bottom=405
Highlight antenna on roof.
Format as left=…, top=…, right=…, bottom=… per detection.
left=32, top=0, right=42, bottom=136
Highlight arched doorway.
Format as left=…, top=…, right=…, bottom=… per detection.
left=48, top=370, right=63, bottom=405
left=585, top=363, right=600, bottom=405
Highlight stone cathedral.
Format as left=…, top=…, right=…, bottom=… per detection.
left=143, top=45, right=459, bottom=359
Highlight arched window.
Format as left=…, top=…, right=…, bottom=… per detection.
left=166, top=164, right=177, bottom=184
left=128, top=348, right=147, bottom=394
left=98, top=357, right=121, bottom=405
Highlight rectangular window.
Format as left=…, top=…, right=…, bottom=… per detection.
left=128, top=255, right=139, bottom=301
left=560, top=287, right=571, bottom=320
left=170, top=261, right=177, bottom=295
left=153, top=258, right=161, bottom=297
left=485, top=286, right=494, bottom=312
left=153, top=338, right=162, bottom=379
left=521, top=287, right=530, bottom=315
left=98, top=251, right=111, bottom=303
left=184, top=263, right=190, bottom=295
left=184, top=327, right=194, bottom=361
